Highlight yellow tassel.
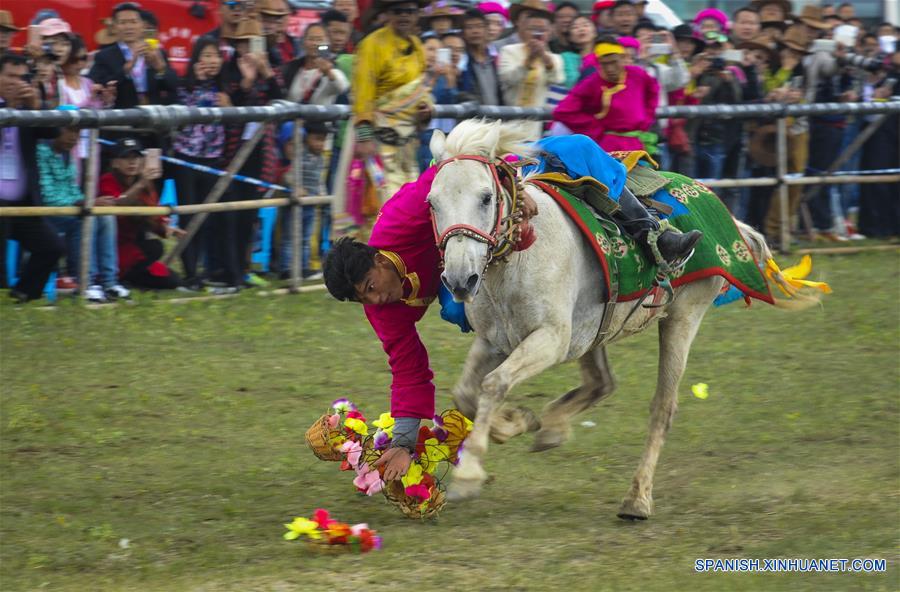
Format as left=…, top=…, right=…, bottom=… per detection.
left=765, top=256, right=832, bottom=297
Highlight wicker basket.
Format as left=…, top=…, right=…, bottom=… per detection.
left=382, top=479, right=446, bottom=519
left=305, top=414, right=345, bottom=461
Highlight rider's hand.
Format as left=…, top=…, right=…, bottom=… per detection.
left=373, top=446, right=412, bottom=481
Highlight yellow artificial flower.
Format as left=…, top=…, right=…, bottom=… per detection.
left=283, top=517, right=321, bottom=540
left=344, top=417, right=369, bottom=436
left=372, top=412, right=394, bottom=437
left=420, top=438, right=450, bottom=474
left=401, top=460, right=424, bottom=487
left=766, top=256, right=832, bottom=297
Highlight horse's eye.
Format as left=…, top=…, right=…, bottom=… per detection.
left=481, top=192, right=492, bottom=206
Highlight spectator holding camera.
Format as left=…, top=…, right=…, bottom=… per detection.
left=98, top=138, right=182, bottom=291
left=499, top=1, right=564, bottom=139
left=284, top=23, right=349, bottom=106
left=0, top=54, right=63, bottom=302
left=170, top=36, right=230, bottom=290
left=88, top=2, right=177, bottom=109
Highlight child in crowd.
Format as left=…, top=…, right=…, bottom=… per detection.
left=38, top=122, right=130, bottom=302
left=97, top=138, right=183, bottom=290
left=278, top=121, right=330, bottom=280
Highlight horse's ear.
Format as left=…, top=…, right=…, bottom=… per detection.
left=430, top=130, right=447, bottom=162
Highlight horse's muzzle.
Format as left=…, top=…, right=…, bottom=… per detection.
left=442, top=271, right=481, bottom=303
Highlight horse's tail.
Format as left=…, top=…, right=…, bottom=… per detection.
left=734, top=220, right=830, bottom=310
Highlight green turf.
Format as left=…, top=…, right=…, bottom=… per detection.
left=1, top=251, right=898, bottom=592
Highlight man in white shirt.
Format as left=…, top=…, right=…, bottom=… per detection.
left=499, top=2, right=563, bottom=139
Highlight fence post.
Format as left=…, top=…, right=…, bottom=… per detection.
left=77, top=128, right=100, bottom=297
left=776, top=117, right=790, bottom=253
left=290, top=119, right=303, bottom=293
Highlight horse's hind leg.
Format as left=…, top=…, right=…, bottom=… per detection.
left=449, top=325, right=570, bottom=501
left=618, top=282, right=717, bottom=520
left=531, top=347, right=616, bottom=452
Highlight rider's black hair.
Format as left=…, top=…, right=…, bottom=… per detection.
left=323, top=237, right=379, bottom=302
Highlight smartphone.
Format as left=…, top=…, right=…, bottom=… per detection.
left=647, top=43, right=672, bottom=56
left=530, top=30, right=546, bottom=42
left=651, top=33, right=666, bottom=44
left=144, top=148, right=162, bottom=177
left=145, top=38, right=159, bottom=50
left=249, top=35, right=266, bottom=55
left=789, top=75, right=805, bottom=89
left=721, top=49, right=744, bottom=63
left=27, top=25, right=42, bottom=48
left=317, top=44, right=331, bottom=59
left=435, top=47, right=451, bottom=66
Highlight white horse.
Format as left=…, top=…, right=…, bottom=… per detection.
left=428, top=119, right=813, bottom=519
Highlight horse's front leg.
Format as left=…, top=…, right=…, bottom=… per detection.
left=452, top=336, right=506, bottom=420
left=449, top=325, right=570, bottom=501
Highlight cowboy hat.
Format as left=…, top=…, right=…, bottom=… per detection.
left=0, top=10, right=21, bottom=32
left=257, top=0, right=292, bottom=17
left=781, top=25, right=810, bottom=53
left=223, top=17, right=263, bottom=40
left=796, top=5, right=833, bottom=30
left=737, top=33, right=776, bottom=55
left=509, top=0, right=553, bottom=24
left=375, top=0, right=430, bottom=10
left=748, top=123, right=777, bottom=167
left=420, top=2, right=464, bottom=28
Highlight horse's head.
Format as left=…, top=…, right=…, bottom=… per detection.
left=428, top=120, right=535, bottom=303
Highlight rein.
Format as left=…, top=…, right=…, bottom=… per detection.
left=431, top=154, right=527, bottom=264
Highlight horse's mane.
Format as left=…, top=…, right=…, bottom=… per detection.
left=441, top=119, right=536, bottom=160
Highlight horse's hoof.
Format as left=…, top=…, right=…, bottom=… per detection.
left=490, top=406, right=541, bottom=444
left=447, top=477, right=484, bottom=502
left=529, top=427, right=569, bottom=452
left=617, top=496, right=652, bottom=521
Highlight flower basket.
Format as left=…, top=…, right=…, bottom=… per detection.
left=382, top=479, right=446, bottom=519
left=304, top=538, right=355, bottom=554
left=305, top=414, right=345, bottom=461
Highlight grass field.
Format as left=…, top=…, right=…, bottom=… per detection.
left=1, top=250, right=898, bottom=592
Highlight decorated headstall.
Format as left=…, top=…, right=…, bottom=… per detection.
left=430, top=154, right=533, bottom=264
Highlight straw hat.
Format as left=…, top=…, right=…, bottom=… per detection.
left=509, top=0, right=553, bottom=24
left=257, top=0, right=291, bottom=17
left=796, top=5, right=833, bottom=30
left=0, top=10, right=21, bottom=32
left=224, top=17, right=263, bottom=40
left=737, top=33, right=776, bottom=55
left=781, top=25, right=810, bottom=53
left=748, top=123, right=777, bottom=168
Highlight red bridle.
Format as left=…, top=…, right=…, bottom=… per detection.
left=431, top=154, right=515, bottom=259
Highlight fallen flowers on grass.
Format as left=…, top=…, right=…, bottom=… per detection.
left=284, top=508, right=381, bottom=553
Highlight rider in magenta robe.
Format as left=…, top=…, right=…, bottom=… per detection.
left=322, top=135, right=700, bottom=480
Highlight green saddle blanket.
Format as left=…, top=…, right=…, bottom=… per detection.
left=530, top=172, right=774, bottom=304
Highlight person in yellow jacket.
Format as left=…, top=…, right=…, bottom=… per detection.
left=352, top=0, right=432, bottom=198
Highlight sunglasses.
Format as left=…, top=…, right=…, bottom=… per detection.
left=75, top=54, right=88, bottom=62
left=223, top=1, right=246, bottom=10
left=389, top=7, right=418, bottom=15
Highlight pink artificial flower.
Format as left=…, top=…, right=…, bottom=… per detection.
left=340, top=440, right=363, bottom=469
left=353, top=463, right=384, bottom=496
left=404, top=483, right=432, bottom=501
left=350, top=523, right=369, bottom=536
left=327, top=414, right=341, bottom=429
left=313, top=508, right=332, bottom=530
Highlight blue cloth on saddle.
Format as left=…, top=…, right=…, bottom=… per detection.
left=646, top=186, right=690, bottom=220
left=522, top=135, right=628, bottom=201
left=439, top=284, right=472, bottom=333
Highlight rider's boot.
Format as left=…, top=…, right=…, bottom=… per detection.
left=614, top=187, right=703, bottom=267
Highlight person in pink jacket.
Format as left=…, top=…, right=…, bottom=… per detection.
left=553, top=37, right=660, bottom=155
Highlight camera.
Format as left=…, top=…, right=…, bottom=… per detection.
left=839, top=52, right=884, bottom=72
left=317, top=44, right=333, bottom=60
left=709, top=56, right=726, bottom=71
left=41, top=43, right=58, bottom=61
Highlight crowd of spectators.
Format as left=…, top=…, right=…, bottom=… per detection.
left=0, top=0, right=898, bottom=303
